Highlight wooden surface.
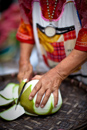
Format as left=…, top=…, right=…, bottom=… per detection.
left=0, top=75, right=87, bottom=130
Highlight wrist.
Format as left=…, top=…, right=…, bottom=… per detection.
left=56, top=65, right=67, bottom=81
left=19, top=59, right=30, bottom=66
left=55, top=61, right=70, bottom=81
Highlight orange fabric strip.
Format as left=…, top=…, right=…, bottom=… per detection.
left=16, top=19, right=35, bottom=44
left=75, top=28, right=87, bottom=51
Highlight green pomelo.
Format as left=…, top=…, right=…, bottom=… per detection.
left=19, top=80, right=62, bottom=115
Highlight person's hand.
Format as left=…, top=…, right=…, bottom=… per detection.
left=17, top=60, right=33, bottom=83
left=29, top=67, right=63, bottom=108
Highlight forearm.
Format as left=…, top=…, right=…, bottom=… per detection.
left=55, top=49, right=87, bottom=80
left=19, top=43, right=34, bottom=64
left=18, top=43, right=34, bottom=82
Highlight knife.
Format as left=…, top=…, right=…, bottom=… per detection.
left=15, top=80, right=27, bottom=110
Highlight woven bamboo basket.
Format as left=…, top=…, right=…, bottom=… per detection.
left=0, top=74, right=87, bottom=130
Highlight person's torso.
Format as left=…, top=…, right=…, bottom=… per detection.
left=32, top=0, right=81, bottom=69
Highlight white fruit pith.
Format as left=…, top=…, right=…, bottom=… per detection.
left=0, top=104, right=25, bottom=121
left=0, top=84, right=19, bottom=107
left=12, top=84, right=19, bottom=99
left=0, top=83, right=15, bottom=99
left=0, top=95, right=13, bottom=106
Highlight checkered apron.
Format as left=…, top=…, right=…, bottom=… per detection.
left=32, top=0, right=81, bottom=69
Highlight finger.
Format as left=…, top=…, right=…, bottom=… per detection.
left=29, top=81, right=41, bottom=100
left=40, top=89, right=51, bottom=108
left=32, top=75, right=42, bottom=80
left=17, top=73, right=24, bottom=83
left=35, top=88, right=45, bottom=107
left=23, top=71, right=32, bottom=81
left=53, top=90, right=58, bottom=107
left=23, top=66, right=33, bottom=81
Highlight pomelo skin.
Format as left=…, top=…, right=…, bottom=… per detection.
left=19, top=79, right=62, bottom=115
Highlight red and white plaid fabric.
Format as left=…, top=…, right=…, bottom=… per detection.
left=45, top=30, right=76, bottom=63
left=64, top=30, right=76, bottom=41
left=47, top=41, right=66, bottom=62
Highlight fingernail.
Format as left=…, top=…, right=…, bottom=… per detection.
left=29, top=96, right=32, bottom=100
left=23, top=79, right=28, bottom=82
left=36, top=104, right=39, bottom=107
left=41, top=104, right=44, bottom=108
left=54, top=104, right=57, bottom=108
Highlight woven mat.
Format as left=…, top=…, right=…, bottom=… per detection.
left=0, top=75, right=87, bottom=130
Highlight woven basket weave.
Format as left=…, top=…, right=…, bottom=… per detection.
left=0, top=75, right=87, bottom=130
